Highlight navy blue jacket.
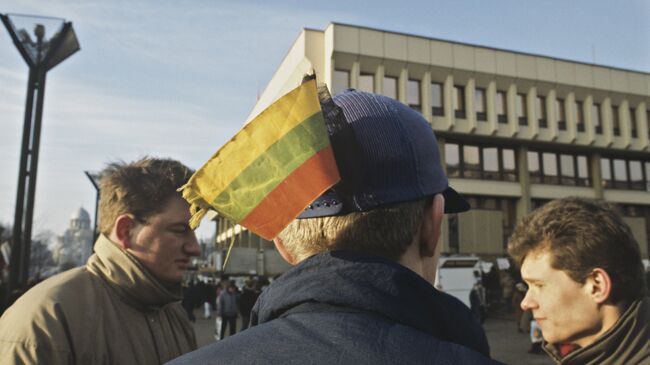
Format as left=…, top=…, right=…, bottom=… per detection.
left=168, top=251, right=503, bottom=364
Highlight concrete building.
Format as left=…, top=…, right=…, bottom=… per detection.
left=216, top=22, right=650, bottom=262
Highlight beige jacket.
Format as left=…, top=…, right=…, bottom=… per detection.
left=544, top=296, right=650, bottom=365
left=0, top=235, right=197, bottom=364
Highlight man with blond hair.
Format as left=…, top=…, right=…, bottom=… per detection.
left=508, top=197, right=649, bottom=364
left=0, top=157, right=201, bottom=364
left=171, top=90, right=502, bottom=364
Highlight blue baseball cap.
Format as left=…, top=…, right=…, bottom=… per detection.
left=299, top=89, right=469, bottom=218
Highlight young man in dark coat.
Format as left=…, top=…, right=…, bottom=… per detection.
left=508, top=197, right=649, bottom=364
left=169, top=90, right=502, bottom=364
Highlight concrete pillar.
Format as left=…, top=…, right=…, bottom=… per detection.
left=516, top=146, right=532, bottom=220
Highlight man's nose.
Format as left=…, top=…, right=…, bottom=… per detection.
left=520, top=291, right=537, bottom=311
left=184, top=232, right=201, bottom=256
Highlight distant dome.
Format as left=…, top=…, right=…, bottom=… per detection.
left=70, top=207, right=91, bottom=222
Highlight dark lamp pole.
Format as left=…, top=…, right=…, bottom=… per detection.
left=84, top=171, right=101, bottom=245
left=1, top=13, right=80, bottom=296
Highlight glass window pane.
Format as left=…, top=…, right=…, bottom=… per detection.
left=464, top=145, right=479, bottom=165
left=383, top=76, right=397, bottom=99
left=528, top=152, right=540, bottom=173
left=575, top=101, right=585, bottom=132
left=407, top=80, right=420, bottom=107
left=612, top=105, right=620, bottom=136
left=645, top=162, right=650, bottom=191
left=577, top=156, right=588, bottom=178
left=445, top=143, right=460, bottom=165
left=431, top=83, right=443, bottom=108
left=503, top=149, right=515, bottom=171
left=629, top=160, right=643, bottom=189
left=543, top=153, right=558, bottom=176
left=474, top=88, right=486, bottom=113
left=556, top=99, right=565, bottom=121
left=358, top=74, right=374, bottom=93
left=332, top=70, right=349, bottom=95
left=483, top=147, right=499, bottom=172
left=630, top=108, right=637, bottom=137
left=445, top=143, right=460, bottom=178
left=560, top=155, right=575, bottom=177
left=537, top=96, right=546, bottom=119
left=613, top=159, right=627, bottom=182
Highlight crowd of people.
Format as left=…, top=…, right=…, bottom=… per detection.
left=0, top=86, right=648, bottom=364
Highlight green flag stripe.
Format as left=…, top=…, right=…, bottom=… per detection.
left=211, top=112, right=330, bottom=221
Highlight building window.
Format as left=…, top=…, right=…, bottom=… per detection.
left=647, top=110, right=650, bottom=139
left=332, top=69, right=349, bottom=95
left=502, top=148, right=517, bottom=182
left=453, top=85, right=466, bottom=118
left=407, top=79, right=421, bottom=112
left=575, top=101, right=585, bottom=132
left=577, top=156, right=590, bottom=187
left=431, top=82, right=444, bottom=116
left=516, top=93, right=528, bottom=126
left=383, top=76, right=397, bottom=99
left=358, top=73, right=374, bottom=93
left=560, top=154, right=576, bottom=185
left=445, top=143, right=460, bottom=178
left=593, top=103, right=602, bottom=134
left=542, top=152, right=559, bottom=184
left=537, top=95, right=547, bottom=128
left=463, top=145, right=481, bottom=178
left=532, top=151, right=591, bottom=186
left=556, top=98, right=566, bottom=130
left=612, top=105, right=620, bottom=136
left=528, top=151, right=542, bottom=183
left=448, top=214, right=459, bottom=253
left=482, top=147, right=499, bottom=179
left=602, top=157, right=650, bottom=191
left=601, top=157, right=612, bottom=188
left=630, top=107, right=638, bottom=138
left=496, top=90, right=507, bottom=124
left=444, top=141, right=518, bottom=181
left=475, top=88, right=487, bottom=121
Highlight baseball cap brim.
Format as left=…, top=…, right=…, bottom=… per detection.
left=442, top=186, right=470, bottom=213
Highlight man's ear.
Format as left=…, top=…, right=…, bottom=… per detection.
left=587, top=268, right=614, bottom=304
left=273, top=237, right=297, bottom=265
left=419, top=194, right=445, bottom=257
left=110, top=214, right=136, bottom=250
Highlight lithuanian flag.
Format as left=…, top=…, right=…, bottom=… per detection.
left=179, top=79, right=340, bottom=240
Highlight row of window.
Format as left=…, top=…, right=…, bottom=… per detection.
left=444, top=142, right=650, bottom=191
left=333, top=69, right=650, bottom=138
left=601, top=157, right=650, bottom=191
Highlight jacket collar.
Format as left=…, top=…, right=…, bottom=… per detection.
left=543, top=296, right=650, bottom=364
left=251, top=251, right=491, bottom=357
left=87, top=234, right=183, bottom=309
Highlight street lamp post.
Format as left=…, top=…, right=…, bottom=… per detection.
left=1, top=13, right=80, bottom=293
left=84, top=171, right=101, bottom=244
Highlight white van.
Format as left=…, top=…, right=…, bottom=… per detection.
left=434, top=256, right=483, bottom=308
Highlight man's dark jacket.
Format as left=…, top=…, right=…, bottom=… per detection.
left=168, top=251, right=503, bottom=364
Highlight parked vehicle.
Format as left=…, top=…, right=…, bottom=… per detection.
left=434, top=255, right=483, bottom=308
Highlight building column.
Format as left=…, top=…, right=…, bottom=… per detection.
left=443, top=75, right=454, bottom=130
left=466, top=78, right=477, bottom=132
left=422, top=71, right=432, bottom=124
left=398, top=68, right=408, bottom=105
left=516, top=146, right=532, bottom=220
left=507, top=84, right=518, bottom=137
left=591, top=153, right=604, bottom=200
left=486, top=81, right=497, bottom=135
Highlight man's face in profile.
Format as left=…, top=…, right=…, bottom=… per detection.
left=520, top=249, right=603, bottom=347
left=127, top=195, right=201, bottom=284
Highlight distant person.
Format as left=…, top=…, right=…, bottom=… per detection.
left=170, top=90, right=502, bottom=364
left=508, top=197, right=649, bottom=364
left=0, top=158, right=200, bottom=364
left=237, top=279, right=259, bottom=330
left=217, top=282, right=239, bottom=339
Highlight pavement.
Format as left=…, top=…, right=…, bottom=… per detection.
left=190, top=308, right=554, bottom=364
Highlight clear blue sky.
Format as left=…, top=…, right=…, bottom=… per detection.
left=1, top=0, right=649, bottom=240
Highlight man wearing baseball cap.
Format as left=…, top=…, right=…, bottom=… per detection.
left=169, top=90, right=502, bottom=364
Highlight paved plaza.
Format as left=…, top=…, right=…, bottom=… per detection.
left=189, top=309, right=553, bottom=364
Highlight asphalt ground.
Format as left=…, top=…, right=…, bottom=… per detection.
left=189, top=308, right=554, bottom=365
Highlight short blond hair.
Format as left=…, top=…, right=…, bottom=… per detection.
left=98, top=157, right=193, bottom=235
left=278, top=200, right=427, bottom=262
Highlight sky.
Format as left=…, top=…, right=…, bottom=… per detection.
left=1, top=0, right=649, bottom=241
